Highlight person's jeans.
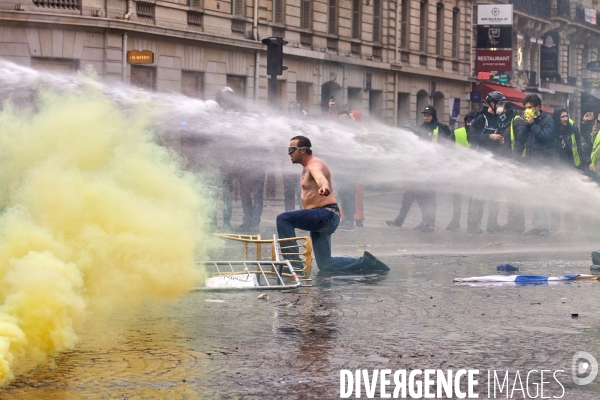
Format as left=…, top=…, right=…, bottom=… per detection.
left=240, top=170, right=265, bottom=227
left=276, top=205, right=366, bottom=272
left=532, top=207, right=550, bottom=230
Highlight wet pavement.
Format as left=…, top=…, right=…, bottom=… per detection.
left=2, top=190, right=600, bottom=399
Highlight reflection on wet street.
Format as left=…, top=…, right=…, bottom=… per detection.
left=2, top=251, right=600, bottom=399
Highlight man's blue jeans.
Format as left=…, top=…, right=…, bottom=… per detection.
left=276, top=205, right=365, bottom=272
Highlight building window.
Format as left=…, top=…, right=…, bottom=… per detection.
left=452, top=7, right=459, bottom=58
left=401, top=0, right=409, bottom=48
left=274, top=0, right=284, bottom=24
left=328, top=0, right=337, bottom=35
left=420, top=0, right=427, bottom=52
left=373, top=0, right=382, bottom=43
left=300, top=0, right=311, bottom=30
left=30, top=57, right=79, bottom=73
left=181, top=71, right=204, bottom=98
left=352, top=0, right=361, bottom=39
left=436, top=2, right=443, bottom=56
left=130, top=65, right=156, bottom=90
left=226, top=75, right=246, bottom=98
left=233, top=0, right=244, bottom=17
left=296, top=82, right=311, bottom=113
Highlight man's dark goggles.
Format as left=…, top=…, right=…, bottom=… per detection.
left=288, top=146, right=307, bottom=153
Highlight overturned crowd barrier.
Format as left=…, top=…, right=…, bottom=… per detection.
left=193, top=233, right=313, bottom=291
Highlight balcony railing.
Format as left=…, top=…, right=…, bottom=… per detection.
left=509, top=0, right=551, bottom=19
left=32, top=0, right=80, bottom=10
left=136, top=1, right=154, bottom=20
left=552, top=0, right=571, bottom=18
left=187, top=10, right=202, bottom=28
left=552, top=1, right=600, bottom=28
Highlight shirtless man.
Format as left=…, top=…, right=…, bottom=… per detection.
left=276, top=136, right=389, bottom=272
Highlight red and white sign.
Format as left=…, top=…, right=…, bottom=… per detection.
left=476, top=50, right=512, bottom=72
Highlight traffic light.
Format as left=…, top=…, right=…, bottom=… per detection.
left=262, top=37, right=288, bottom=76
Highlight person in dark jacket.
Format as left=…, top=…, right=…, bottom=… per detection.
left=387, top=106, right=451, bottom=232
left=551, top=108, right=584, bottom=232
left=518, top=94, right=556, bottom=236
left=467, top=91, right=526, bottom=233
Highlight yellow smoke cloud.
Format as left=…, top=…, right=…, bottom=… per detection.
left=0, top=89, right=212, bottom=384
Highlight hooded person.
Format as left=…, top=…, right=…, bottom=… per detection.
left=553, top=108, right=583, bottom=170
left=386, top=106, right=451, bottom=232
left=445, top=111, right=477, bottom=231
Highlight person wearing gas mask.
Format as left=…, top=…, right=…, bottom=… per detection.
left=467, top=91, right=526, bottom=234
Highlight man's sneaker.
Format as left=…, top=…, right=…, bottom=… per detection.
left=362, top=251, right=390, bottom=271
left=421, top=224, right=435, bottom=232
left=446, top=219, right=460, bottom=231
left=486, top=223, right=503, bottom=233
left=525, top=228, right=541, bottom=235
left=338, top=220, right=355, bottom=231
left=538, top=228, right=550, bottom=236
left=355, top=220, right=364, bottom=228
left=386, top=220, right=403, bottom=227
left=503, top=223, right=525, bottom=234
left=413, top=222, right=425, bottom=231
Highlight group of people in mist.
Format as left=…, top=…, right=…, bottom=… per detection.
left=206, top=86, right=600, bottom=239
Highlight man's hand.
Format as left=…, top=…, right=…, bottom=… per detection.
left=583, top=112, right=595, bottom=122
left=489, top=133, right=503, bottom=142
left=524, top=114, right=535, bottom=124
left=318, top=186, right=331, bottom=196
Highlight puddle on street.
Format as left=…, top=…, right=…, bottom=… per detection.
left=2, top=252, right=600, bottom=399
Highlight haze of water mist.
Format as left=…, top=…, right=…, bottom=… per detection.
left=0, top=57, right=598, bottom=385
left=0, top=61, right=212, bottom=385
left=162, top=96, right=600, bottom=220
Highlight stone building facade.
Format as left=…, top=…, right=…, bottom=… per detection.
left=476, top=0, right=600, bottom=124
left=0, top=0, right=475, bottom=127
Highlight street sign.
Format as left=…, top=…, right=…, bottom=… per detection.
left=470, top=92, right=482, bottom=102
left=476, top=26, right=513, bottom=49
left=583, top=78, right=600, bottom=90
left=477, top=4, right=513, bottom=25
left=476, top=50, right=512, bottom=72
left=587, top=61, right=600, bottom=73
left=127, top=50, right=154, bottom=64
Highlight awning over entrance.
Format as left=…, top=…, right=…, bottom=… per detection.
left=472, top=83, right=525, bottom=103
left=472, top=83, right=552, bottom=113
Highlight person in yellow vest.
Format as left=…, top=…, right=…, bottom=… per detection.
left=551, top=108, right=584, bottom=232
left=553, top=108, right=583, bottom=170
left=446, top=111, right=476, bottom=230
left=387, top=106, right=451, bottom=232
left=587, top=112, right=600, bottom=180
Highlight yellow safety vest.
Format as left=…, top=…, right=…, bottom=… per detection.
left=591, top=131, right=600, bottom=171
left=453, top=127, right=470, bottom=147
left=509, top=116, right=526, bottom=158
left=568, top=133, right=581, bottom=167
left=432, top=126, right=439, bottom=143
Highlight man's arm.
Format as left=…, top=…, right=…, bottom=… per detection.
left=307, top=163, right=331, bottom=196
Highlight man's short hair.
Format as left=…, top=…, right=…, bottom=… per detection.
left=290, top=135, right=313, bottom=155
left=523, top=94, right=542, bottom=108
